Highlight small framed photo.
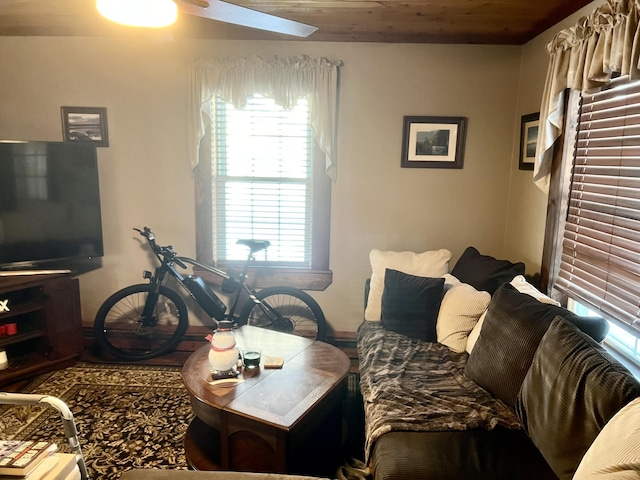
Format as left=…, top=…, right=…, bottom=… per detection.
left=61, top=106, right=109, bottom=147
left=519, top=112, right=539, bottom=170
left=401, top=116, right=467, bottom=169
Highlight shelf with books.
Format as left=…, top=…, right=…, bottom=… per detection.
left=0, top=441, right=57, bottom=477
left=0, top=452, right=80, bottom=480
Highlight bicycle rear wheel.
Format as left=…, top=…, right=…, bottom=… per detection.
left=93, top=284, right=189, bottom=361
left=238, top=286, right=327, bottom=341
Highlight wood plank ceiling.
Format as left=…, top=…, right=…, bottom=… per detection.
left=0, top=1, right=594, bottom=45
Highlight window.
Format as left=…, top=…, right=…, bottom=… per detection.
left=213, top=95, right=312, bottom=265
left=568, top=298, right=640, bottom=377
left=195, top=95, right=331, bottom=290
left=553, top=76, right=640, bottom=368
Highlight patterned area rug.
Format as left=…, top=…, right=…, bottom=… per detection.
left=0, top=362, right=193, bottom=479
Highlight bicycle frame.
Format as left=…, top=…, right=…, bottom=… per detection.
left=136, top=228, right=279, bottom=327
left=176, top=256, right=253, bottom=321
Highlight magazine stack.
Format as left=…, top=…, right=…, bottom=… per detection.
left=0, top=441, right=79, bottom=480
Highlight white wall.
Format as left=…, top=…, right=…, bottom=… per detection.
left=0, top=35, right=523, bottom=334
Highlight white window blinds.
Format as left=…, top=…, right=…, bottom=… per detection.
left=556, top=77, right=640, bottom=335
left=212, top=95, right=313, bottom=266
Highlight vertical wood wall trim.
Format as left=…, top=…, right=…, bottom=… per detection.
left=540, top=89, right=579, bottom=299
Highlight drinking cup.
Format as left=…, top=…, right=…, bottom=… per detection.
left=243, top=349, right=261, bottom=369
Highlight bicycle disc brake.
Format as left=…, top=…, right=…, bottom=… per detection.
left=134, top=317, right=156, bottom=336
left=272, top=315, right=295, bottom=333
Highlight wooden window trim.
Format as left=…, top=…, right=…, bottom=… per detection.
left=540, top=88, right=577, bottom=297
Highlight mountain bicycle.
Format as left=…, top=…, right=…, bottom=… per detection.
left=93, top=227, right=327, bottom=361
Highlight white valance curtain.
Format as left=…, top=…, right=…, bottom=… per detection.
left=188, top=55, right=343, bottom=180
left=535, top=0, right=640, bottom=191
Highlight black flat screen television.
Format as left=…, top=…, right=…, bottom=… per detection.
left=0, top=141, right=104, bottom=270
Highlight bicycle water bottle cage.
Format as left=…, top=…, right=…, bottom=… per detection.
left=236, top=239, right=271, bottom=254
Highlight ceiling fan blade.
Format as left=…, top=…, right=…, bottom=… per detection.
left=177, top=0, right=317, bottom=38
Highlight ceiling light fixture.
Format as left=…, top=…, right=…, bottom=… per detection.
left=96, top=0, right=178, bottom=28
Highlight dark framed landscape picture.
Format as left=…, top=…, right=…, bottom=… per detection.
left=61, top=106, right=109, bottom=147
left=401, top=116, right=467, bottom=169
left=519, top=112, right=539, bottom=170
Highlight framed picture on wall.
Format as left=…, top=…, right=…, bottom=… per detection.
left=519, top=112, right=539, bottom=170
left=61, top=106, right=109, bottom=147
left=401, top=116, right=467, bottom=169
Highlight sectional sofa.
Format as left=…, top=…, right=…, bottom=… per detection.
left=358, top=246, right=640, bottom=480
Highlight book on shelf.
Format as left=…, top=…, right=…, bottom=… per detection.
left=0, top=453, right=78, bottom=480
left=0, top=441, right=57, bottom=477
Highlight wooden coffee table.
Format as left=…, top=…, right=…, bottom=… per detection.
left=181, top=325, right=351, bottom=476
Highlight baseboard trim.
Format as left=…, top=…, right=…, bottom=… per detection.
left=83, top=325, right=358, bottom=356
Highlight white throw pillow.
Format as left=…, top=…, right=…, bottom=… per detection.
left=364, top=248, right=452, bottom=321
left=510, top=275, right=560, bottom=306
left=573, top=396, right=640, bottom=479
left=442, top=273, right=462, bottom=290
left=437, top=281, right=490, bottom=353
left=465, top=310, right=487, bottom=354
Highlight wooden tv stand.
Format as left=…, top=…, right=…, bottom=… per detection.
left=0, top=273, right=83, bottom=386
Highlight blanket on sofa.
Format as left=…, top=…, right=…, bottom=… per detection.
left=358, top=321, right=522, bottom=463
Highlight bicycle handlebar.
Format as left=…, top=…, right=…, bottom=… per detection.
left=134, top=227, right=187, bottom=269
left=134, top=227, right=159, bottom=253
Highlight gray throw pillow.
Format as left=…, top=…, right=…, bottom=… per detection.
left=515, top=317, right=640, bottom=480
left=464, top=283, right=609, bottom=407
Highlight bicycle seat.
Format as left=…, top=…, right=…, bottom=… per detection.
left=237, top=239, right=271, bottom=253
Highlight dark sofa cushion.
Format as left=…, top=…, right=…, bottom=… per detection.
left=464, top=284, right=610, bottom=407
left=372, top=430, right=558, bottom=480
left=451, top=246, right=525, bottom=295
left=515, top=317, right=640, bottom=480
left=380, top=269, right=445, bottom=341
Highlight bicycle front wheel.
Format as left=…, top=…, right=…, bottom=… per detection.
left=238, top=286, right=327, bottom=341
left=93, top=284, right=189, bottom=361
